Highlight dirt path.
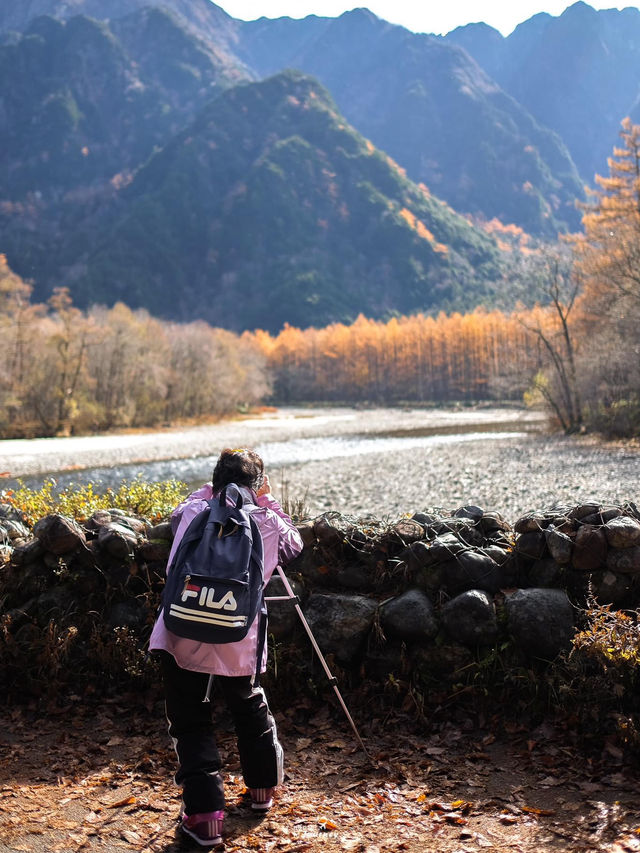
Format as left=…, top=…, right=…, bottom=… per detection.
left=1, top=703, right=638, bottom=853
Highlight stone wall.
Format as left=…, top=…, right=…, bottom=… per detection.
left=1, top=498, right=639, bottom=700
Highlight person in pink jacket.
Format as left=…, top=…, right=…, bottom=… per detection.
left=149, top=448, right=303, bottom=847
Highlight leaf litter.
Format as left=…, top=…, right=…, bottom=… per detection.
left=2, top=700, right=640, bottom=853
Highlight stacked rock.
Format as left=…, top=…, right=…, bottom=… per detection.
left=282, top=505, right=574, bottom=670
left=1, top=498, right=637, bottom=699
left=1, top=508, right=172, bottom=643
left=513, top=501, right=640, bottom=607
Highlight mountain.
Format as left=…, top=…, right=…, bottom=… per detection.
left=6, top=0, right=637, bottom=333
left=0, top=0, right=241, bottom=55
left=70, top=71, right=504, bottom=333
left=444, top=1, right=640, bottom=182
left=0, top=0, right=586, bottom=237
left=0, top=9, right=245, bottom=200
left=234, top=9, right=584, bottom=237
left=0, top=9, right=247, bottom=292
left=0, top=8, right=504, bottom=332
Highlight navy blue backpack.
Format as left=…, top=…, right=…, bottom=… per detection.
left=162, top=484, right=265, bottom=644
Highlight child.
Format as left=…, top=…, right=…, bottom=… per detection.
left=149, top=448, right=303, bottom=847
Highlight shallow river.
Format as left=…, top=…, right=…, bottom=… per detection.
left=0, top=407, right=541, bottom=491
left=2, top=407, right=637, bottom=520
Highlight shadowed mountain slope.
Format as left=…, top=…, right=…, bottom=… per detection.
left=235, top=9, right=584, bottom=236
left=445, top=1, right=640, bottom=182
left=72, top=71, right=505, bottom=332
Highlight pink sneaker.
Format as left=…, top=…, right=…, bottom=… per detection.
left=250, top=787, right=276, bottom=812
left=180, top=810, right=224, bottom=846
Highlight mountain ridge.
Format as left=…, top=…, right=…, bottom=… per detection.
left=1, top=0, right=636, bottom=333
left=444, top=1, right=640, bottom=182
left=71, top=69, right=505, bottom=332
left=234, top=7, right=584, bottom=236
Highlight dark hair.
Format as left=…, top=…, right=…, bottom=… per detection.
left=211, top=448, right=264, bottom=493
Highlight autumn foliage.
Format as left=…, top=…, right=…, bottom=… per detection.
left=0, top=253, right=574, bottom=438
left=0, top=258, right=270, bottom=438
left=4, top=116, right=640, bottom=439
left=249, top=310, right=547, bottom=405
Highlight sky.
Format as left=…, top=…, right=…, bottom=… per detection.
left=215, top=1, right=638, bottom=36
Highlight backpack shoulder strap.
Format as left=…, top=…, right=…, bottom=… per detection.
left=219, top=483, right=244, bottom=509
left=167, top=503, right=211, bottom=571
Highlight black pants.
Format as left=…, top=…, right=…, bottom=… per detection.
left=159, top=652, right=283, bottom=814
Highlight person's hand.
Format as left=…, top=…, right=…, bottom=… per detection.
left=256, top=474, right=271, bottom=497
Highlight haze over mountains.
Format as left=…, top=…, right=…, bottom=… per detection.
left=0, top=0, right=636, bottom=331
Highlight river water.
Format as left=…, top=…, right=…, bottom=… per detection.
left=1, top=417, right=537, bottom=493
left=6, top=407, right=637, bottom=520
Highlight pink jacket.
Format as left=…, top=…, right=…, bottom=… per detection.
left=149, top=483, right=303, bottom=676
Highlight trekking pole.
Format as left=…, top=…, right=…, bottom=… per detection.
left=265, top=565, right=372, bottom=761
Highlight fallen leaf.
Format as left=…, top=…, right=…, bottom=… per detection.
left=105, top=795, right=137, bottom=808
left=122, top=830, right=141, bottom=843
left=444, top=813, right=468, bottom=825
left=521, top=806, right=555, bottom=816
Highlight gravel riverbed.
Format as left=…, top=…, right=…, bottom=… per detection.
left=2, top=406, right=639, bottom=521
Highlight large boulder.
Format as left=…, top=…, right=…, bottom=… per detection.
left=528, top=558, right=563, bottom=588
left=10, top=538, right=45, bottom=567
left=97, top=522, right=139, bottom=559
left=505, top=588, right=574, bottom=660
left=312, top=514, right=344, bottom=550
left=303, top=593, right=378, bottom=664
left=604, top=516, right=640, bottom=549
left=515, top=530, right=547, bottom=560
left=590, top=570, right=633, bottom=607
left=146, top=521, right=173, bottom=541
left=379, top=589, right=438, bottom=642
left=478, top=510, right=512, bottom=536
left=572, top=525, right=607, bottom=571
left=411, top=534, right=466, bottom=569
left=606, top=546, right=640, bottom=574
left=264, top=574, right=306, bottom=639
left=441, top=589, right=498, bottom=647
left=514, top=512, right=555, bottom=534
left=0, top=517, right=30, bottom=543
left=581, top=507, right=624, bottom=525
left=138, top=540, right=171, bottom=563
left=569, top=501, right=609, bottom=521
left=545, top=525, right=573, bottom=565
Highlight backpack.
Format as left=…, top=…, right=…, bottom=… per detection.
left=162, top=484, right=265, bottom=644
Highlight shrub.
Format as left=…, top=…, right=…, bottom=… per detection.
left=2, top=477, right=188, bottom=526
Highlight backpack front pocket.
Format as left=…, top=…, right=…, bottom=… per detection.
left=164, top=573, right=251, bottom=640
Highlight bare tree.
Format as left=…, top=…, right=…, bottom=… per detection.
left=517, top=247, right=583, bottom=433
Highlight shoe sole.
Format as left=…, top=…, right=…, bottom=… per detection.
left=180, top=824, right=222, bottom=847
left=250, top=800, right=273, bottom=812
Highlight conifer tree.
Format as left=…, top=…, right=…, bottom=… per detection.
left=571, top=118, right=640, bottom=435
left=575, top=117, right=640, bottom=310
